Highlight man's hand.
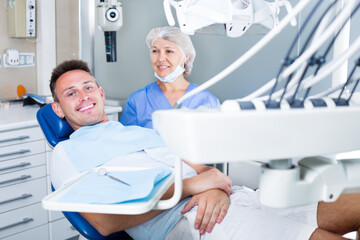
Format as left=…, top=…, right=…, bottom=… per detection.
left=198, top=168, right=232, bottom=195
left=183, top=167, right=232, bottom=197
left=181, top=189, right=230, bottom=235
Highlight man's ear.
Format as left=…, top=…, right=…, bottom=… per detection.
left=99, top=86, right=106, bottom=101
left=52, top=102, right=64, bottom=119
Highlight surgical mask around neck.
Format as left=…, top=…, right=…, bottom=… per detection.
left=154, top=64, right=185, bottom=83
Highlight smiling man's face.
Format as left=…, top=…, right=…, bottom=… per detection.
left=52, top=69, right=108, bottom=130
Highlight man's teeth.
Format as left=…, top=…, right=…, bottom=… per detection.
left=79, top=104, right=94, bottom=111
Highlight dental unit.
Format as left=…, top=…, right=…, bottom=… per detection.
left=153, top=0, right=360, bottom=208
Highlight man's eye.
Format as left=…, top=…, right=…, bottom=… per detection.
left=67, top=92, right=74, bottom=97
left=85, top=86, right=93, bottom=91
left=152, top=49, right=158, bottom=53
left=167, top=50, right=174, bottom=53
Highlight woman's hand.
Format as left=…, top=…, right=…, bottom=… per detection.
left=181, top=189, right=230, bottom=235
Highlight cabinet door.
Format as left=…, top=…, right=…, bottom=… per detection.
left=0, top=203, right=48, bottom=239
left=0, top=153, right=46, bottom=175
left=0, top=140, right=45, bottom=162
left=0, top=165, right=46, bottom=188
left=0, top=178, right=47, bottom=213
left=2, top=224, right=49, bottom=240
left=0, top=127, right=43, bottom=148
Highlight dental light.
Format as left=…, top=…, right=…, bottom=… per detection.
left=163, top=0, right=296, bottom=38
left=97, top=0, right=123, bottom=62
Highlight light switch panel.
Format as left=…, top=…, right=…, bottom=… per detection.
left=3, top=49, right=35, bottom=68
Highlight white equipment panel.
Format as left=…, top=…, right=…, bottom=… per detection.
left=153, top=107, right=360, bottom=164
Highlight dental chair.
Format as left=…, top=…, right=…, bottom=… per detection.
left=36, top=104, right=133, bottom=240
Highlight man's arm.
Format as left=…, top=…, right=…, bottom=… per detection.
left=80, top=173, right=194, bottom=236
left=81, top=210, right=162, bottom=236
left=182, top=161, right=232, bottom=196
left=80, top=162, right=232, bottom=236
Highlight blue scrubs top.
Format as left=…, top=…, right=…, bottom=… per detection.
left=120, top=82, right=220, bottom=128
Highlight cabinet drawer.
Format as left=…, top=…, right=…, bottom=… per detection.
left=0, top=153, right=46, bottom=175
left=0, top=127, right=43, bottom=148
left=49, top=217, right=80, bottom=240
left=0, top=140, right=46, bottom=162
left=0, top=203, right=48, bottom=239
left=0, top=165, right=46, bottom=188
left=2, top=224, right=49, bottom=240
left=0, top=178, right=47, bottom=213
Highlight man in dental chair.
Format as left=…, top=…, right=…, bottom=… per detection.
left=50, top=59, right=360, bottom=240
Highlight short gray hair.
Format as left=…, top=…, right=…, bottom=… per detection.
left=146, top=26, right=196, bottom=76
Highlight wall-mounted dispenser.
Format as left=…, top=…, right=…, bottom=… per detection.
left=7, top=0, right=36, bottom=38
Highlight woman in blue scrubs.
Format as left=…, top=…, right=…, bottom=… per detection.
left=120, top=26, right=220, bottom=128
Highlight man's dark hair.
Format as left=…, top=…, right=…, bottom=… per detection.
left=50, top=59, right=93, bottom=102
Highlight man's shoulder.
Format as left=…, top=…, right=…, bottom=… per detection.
left=52, top=141, right=66, bottom=154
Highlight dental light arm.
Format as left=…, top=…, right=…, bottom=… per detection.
left=97, top=0, right=123, bottom=62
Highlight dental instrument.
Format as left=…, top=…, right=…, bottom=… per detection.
left=97, top=168, right=131, bottom=186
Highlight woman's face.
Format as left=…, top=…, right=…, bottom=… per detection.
left=150, top=38, right=185, bottom=78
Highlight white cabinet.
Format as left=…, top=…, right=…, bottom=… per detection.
left=0, top=103, right=122, bottom=240
left=0, top=125, right=50, bottom=239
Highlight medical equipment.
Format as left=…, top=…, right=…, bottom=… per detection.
left=98, top=168, right=131, bottom=186
left=97, top=0, right=123, bottom=62
left=153, top=0, right=360, bottom=208
left=163, top=0, right=296, bottom=37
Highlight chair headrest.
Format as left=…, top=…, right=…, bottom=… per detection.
left=36, top=104, right=74, bottom=147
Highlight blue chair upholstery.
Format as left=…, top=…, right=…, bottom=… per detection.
left=36, top=104, right=73, bottom=147
left=37, top=104, right=132, bottom=240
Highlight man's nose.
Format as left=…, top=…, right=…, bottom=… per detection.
left=79, top=90, right=89, bottom=100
